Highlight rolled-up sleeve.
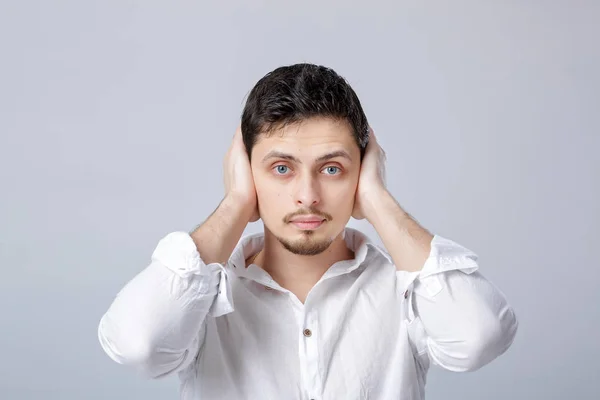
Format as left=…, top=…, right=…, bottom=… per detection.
left=399, top=235, right=518, bottom=372
left=98, top=231, right=234, bottom=379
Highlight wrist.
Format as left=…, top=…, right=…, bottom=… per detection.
left=362, top=189, right=392, bottom=221
left=223, top=193, right=256, bottom=221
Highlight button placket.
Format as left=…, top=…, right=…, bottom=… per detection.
left=302, top=309, right=321, bottom=399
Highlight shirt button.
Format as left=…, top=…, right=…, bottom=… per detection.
left=303, top=328, right=312, bottom=337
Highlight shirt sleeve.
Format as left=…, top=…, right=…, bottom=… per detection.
left=398, top=235, right=519, bottom=373
left=97, top=231, right=234, bottom=379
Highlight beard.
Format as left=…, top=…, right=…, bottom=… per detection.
left=276, top=230, right=334, bottom=256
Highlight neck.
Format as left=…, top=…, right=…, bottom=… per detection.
left=254, top=228, right=354, bottom=302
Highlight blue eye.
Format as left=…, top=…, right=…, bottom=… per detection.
left=323, top=166, right=340, bottom=175
left=275, top=165, right=289, bottom=174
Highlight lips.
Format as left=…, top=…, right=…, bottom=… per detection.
left=290, top=217, right=325, bottom=223
left=289, top=215, right=326, bottom=230
left=290, top=215, right=326, bottom=223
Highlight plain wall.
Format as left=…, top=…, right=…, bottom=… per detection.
left=1, top=1, right=598, bottom=399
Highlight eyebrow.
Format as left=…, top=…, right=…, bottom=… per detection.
left=262, top=150, right=353, bottom=163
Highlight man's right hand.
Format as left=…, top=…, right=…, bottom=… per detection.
left=189, top=125, right=260, bottom=264
left=223, top=125, right=260, bottom=223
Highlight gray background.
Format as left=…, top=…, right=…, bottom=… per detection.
left=1, top=1, right=598, bottom=399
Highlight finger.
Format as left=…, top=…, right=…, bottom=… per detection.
left=366, top=127, right=378, bottom=148
left=364, top=127, right=378, bottom=152
left=232, top=125, right=245, bottom=149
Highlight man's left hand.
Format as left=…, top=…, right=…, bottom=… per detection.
left=352, top=127, right=388, bottom=221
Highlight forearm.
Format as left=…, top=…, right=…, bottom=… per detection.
left=358, top=139, right=517, bottom=371
left=190, top=194, right=254, bottom=264
left=413, top=268, right=518, bottom=371
left=98, top=196, right=247, bottom=378
left=98, top=253, right=222, bottom=378
left=364, top=190, right=520, bottom=371
left=365, top=189, right=434, bottom=272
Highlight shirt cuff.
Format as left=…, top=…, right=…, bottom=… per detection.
left=151, top=231, right=234, bottom=317
left=400, top=234, right=480, bottom=298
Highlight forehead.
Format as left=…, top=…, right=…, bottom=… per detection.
left=253, top=117, right=358, bottom=160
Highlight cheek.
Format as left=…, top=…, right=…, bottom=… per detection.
left=326, top=181, right=357, bottom=209
left=254, top=175, right=286, bottom=211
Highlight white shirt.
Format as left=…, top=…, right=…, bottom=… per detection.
left=98, top=227, right=518, bottom=400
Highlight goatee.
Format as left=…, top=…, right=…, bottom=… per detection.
left=277, top=231, right=333, bottom=256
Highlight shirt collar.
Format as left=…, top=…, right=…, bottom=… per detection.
left=226, top=227, right=387, bottom=283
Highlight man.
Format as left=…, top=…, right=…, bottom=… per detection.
left=98, top=63, right=518, bottom=399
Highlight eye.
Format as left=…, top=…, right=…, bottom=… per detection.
left=323, top=166, right=340, bottom=175
left=274, top=165, right=290, bottom=175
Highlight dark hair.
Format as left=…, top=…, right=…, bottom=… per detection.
left=241, top=63, right=369, bottom=161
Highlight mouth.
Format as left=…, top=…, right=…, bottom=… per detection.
left=289, top=218, right=326, bottom=230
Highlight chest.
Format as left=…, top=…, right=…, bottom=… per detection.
left=194, top=267, right=417, bottom=399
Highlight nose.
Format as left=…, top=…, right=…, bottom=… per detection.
left=294, top=173, right=320, bottom=207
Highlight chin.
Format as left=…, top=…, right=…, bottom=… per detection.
left=274, top=223, right=343, bottom=256
left=278, top=235, right=333, bottom=256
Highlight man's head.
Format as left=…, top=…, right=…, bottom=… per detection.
left=241, top=63, right=369, bottom=256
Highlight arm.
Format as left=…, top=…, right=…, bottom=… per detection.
left=97, top=194, right=253, bottom=379
left=354, top=129, right=517, bottom=371
left=366, top=190, right=518, bottom=372
left=98, top=126, right=257, bottom=378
